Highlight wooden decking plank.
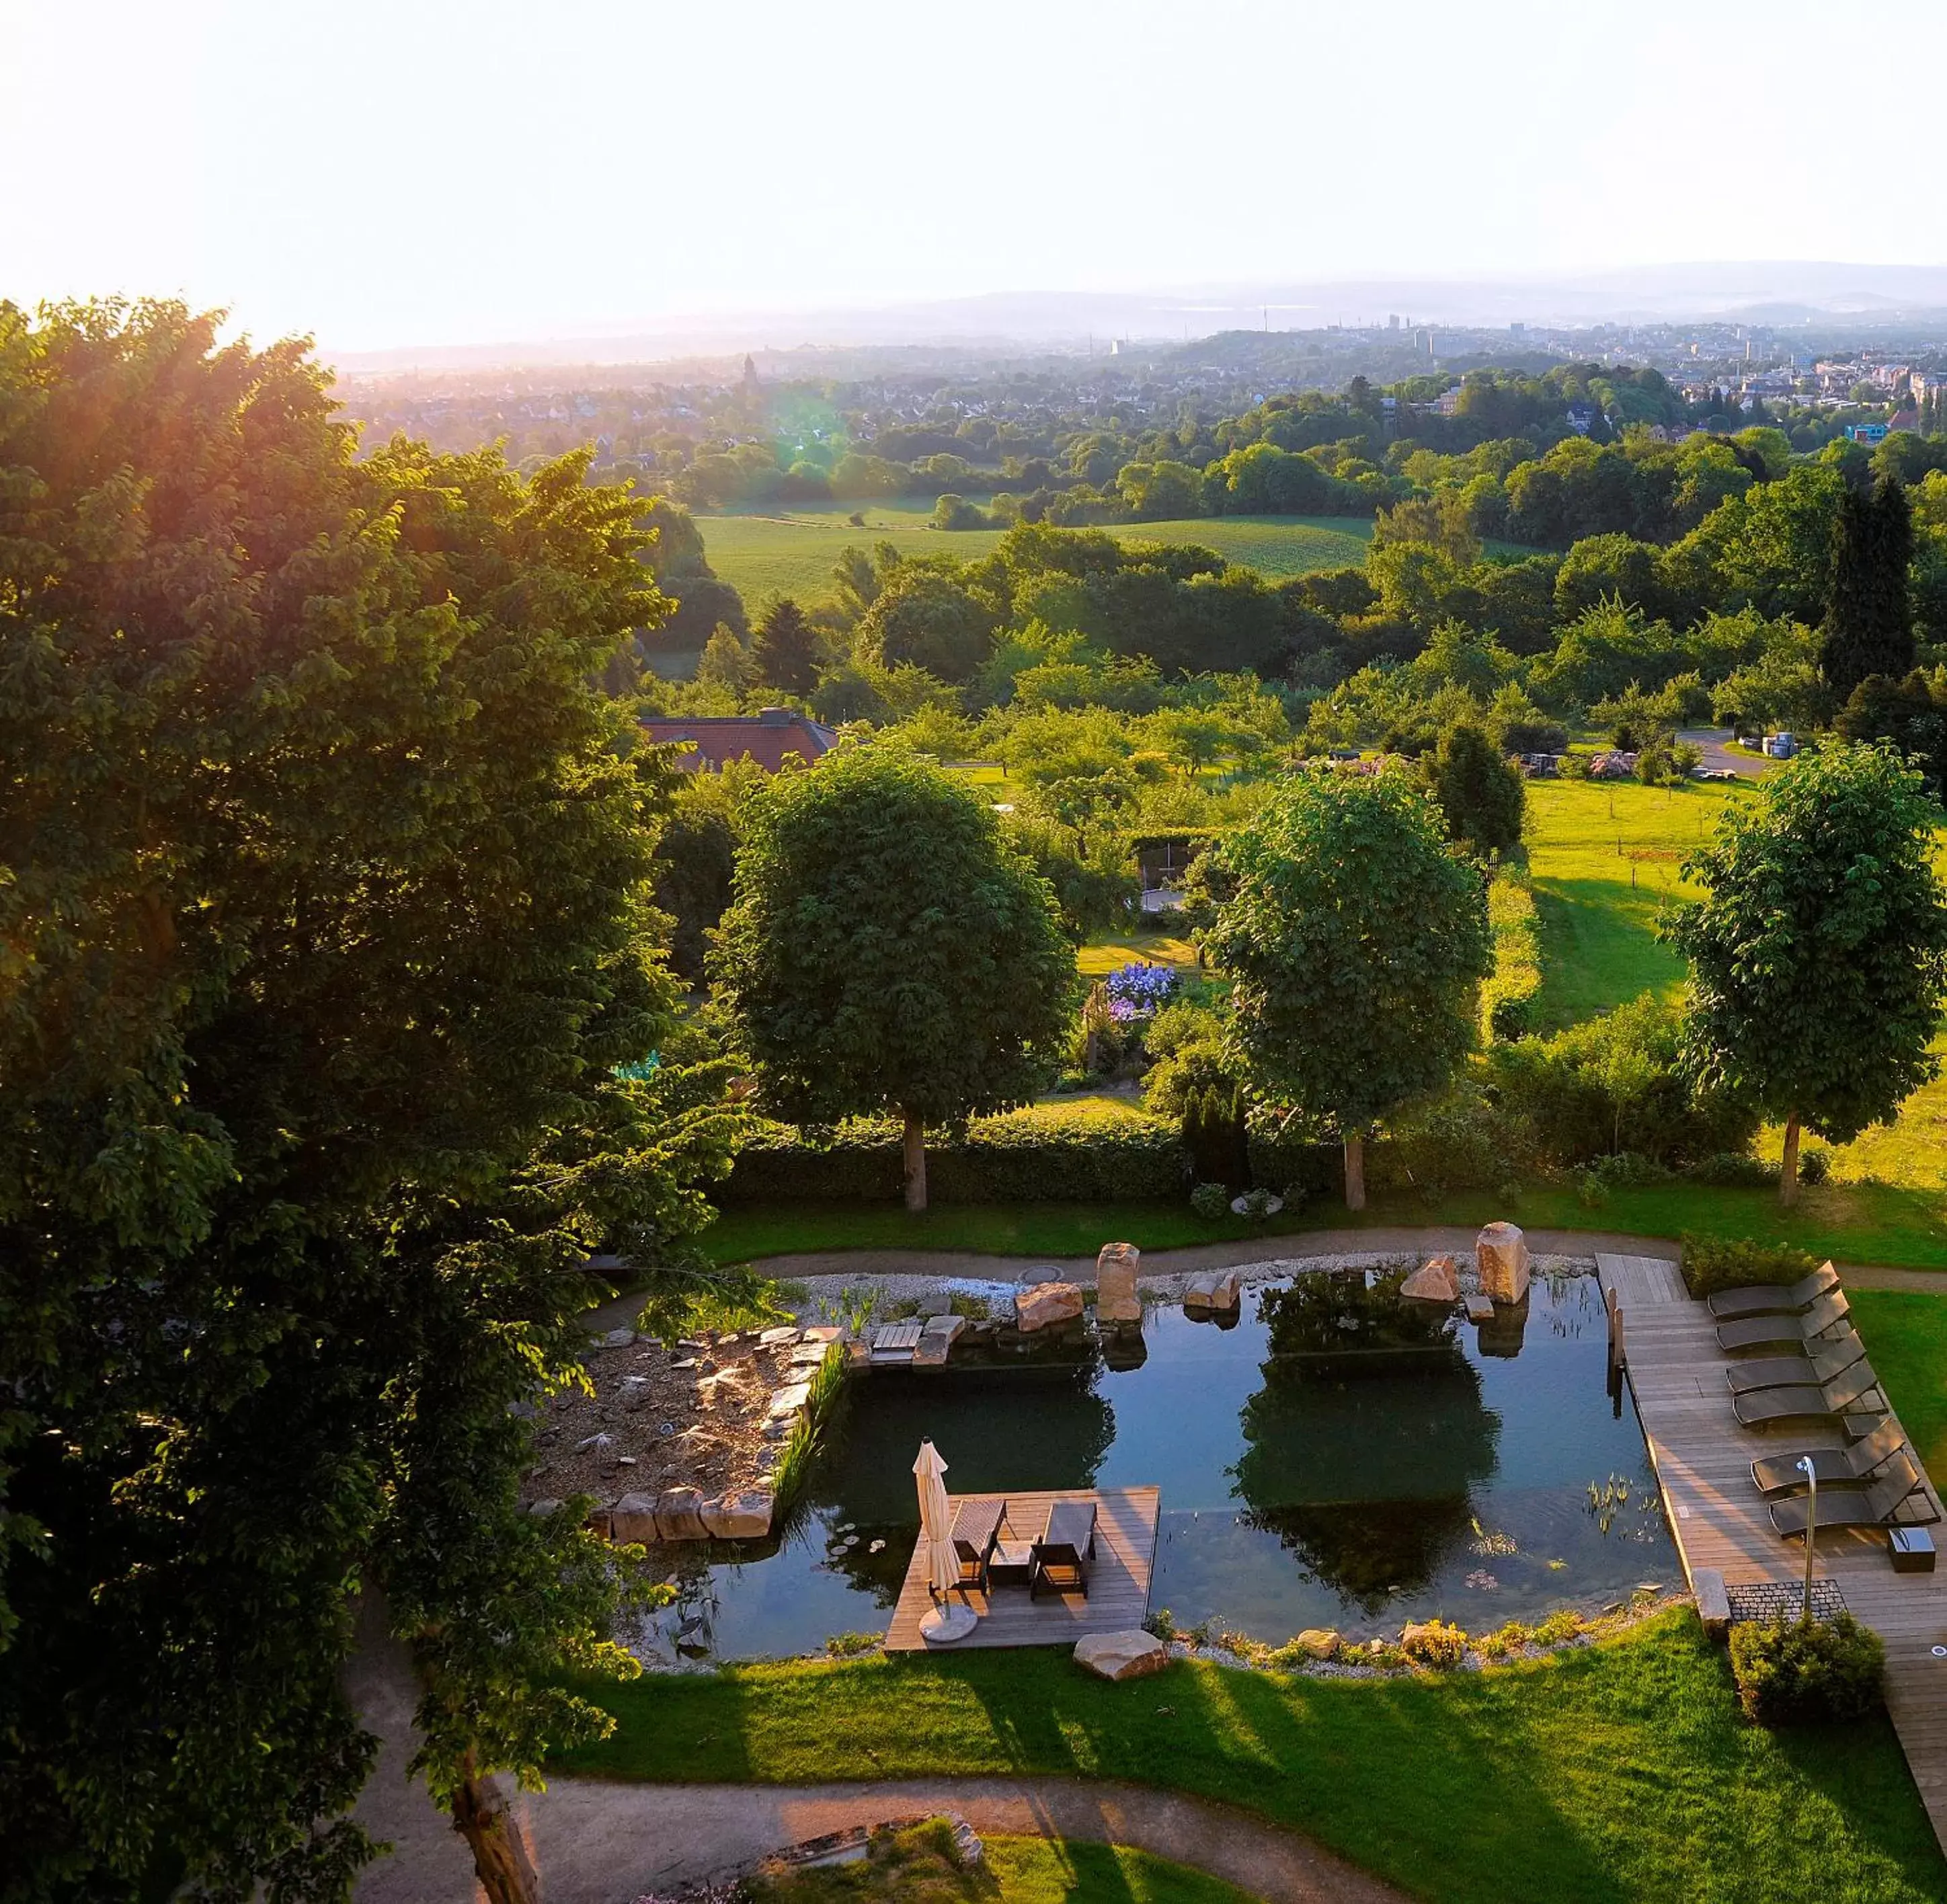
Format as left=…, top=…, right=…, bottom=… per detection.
left=1598, top=1256, right=1947, bottom=1854
left=884, top=1486, right=1160, bottom=1653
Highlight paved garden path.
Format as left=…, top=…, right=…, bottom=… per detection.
left=349, top=1597, right=1404, bottom=1904
left=515, top=1776, right=1408, bottom=1903
left=620, top=1228, right=1943, bottom=1298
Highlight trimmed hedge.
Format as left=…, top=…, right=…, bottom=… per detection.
left=1730, top=1613, right=1886, bottom=1724
left=721, top=1107, right=1189, bottom=1205
left=1679, top=1234, right=1823, bottom=1301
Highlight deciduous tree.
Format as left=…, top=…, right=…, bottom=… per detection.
left=1201, top=770, right=1492, bottom=1208
left=711, top=747, right=1076, bottom=1209
left=0, top=299, right=744, bottom=1903
left=1665, top=742, right=1947, bottom=1204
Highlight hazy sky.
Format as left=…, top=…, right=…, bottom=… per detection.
left=5, top=0, right=1945, bottom=352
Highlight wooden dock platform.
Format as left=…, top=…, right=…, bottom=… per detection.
left=1598, top=1253, right=1947, bottom=1850
left=884, top=1486, right=1160, bottom=1653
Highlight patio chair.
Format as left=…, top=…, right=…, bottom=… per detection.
left=1751, top=1420, right=1911, bottom=1499
left=951, top=1497, right=1007, bottom=1596
left=1769, top=1448, right=1939, bottom=1539
left=1724, top=1329, right=1866, bottom=1397
left=1733, top=1359, right=1882, bottom=1431
left=1706, top=1261, right=1839, bottom=1322
left=1716, top=1289, right=1850, bottom=1354
left=987, top=1503, right=1047, bottom=1591
left=1029, top=1498, right=1097, bottom=1600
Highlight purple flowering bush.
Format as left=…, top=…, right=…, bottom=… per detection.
left=1103, top=961, right=1179, bottom=1023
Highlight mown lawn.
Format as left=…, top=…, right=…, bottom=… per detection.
left=1524, top=777, right=1751, bottom=1030
left=699, top=1178, right=1947, bottom=1271
left=557, top=1615, right=1942, bottom=1904
left=1850, top=1287, right=1947, bottom=1485
left=749, top=1820, right=1253, bottom=1903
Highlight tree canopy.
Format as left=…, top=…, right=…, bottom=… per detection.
left=709, top=746, right=1076, bottom=1209
left=1665, top=741, right=1947, bottom=1202
left=0, top=299, right=743, bottom=1901
left=1200, top=768, right=1492, bottom=1207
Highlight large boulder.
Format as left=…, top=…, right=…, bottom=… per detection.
left=1476, top=1222, right=1530, bottom=1304
left=653, top=1486, right=707, bottom=1541
left=1183, top=1270, right=1240, bottom=1314
left=701, top=1490, right=774, bottom=1540
left=610, top=1493, right=659, bottom=1544
left=1292, top=1628, right=1341, bottom=1660
left=1073, top=1630, right=1170, bottom=1681
left=1015, top=1281, right=1085, bottom=1333
left=1400, top=1255, right=1460, bottom=1302
left=1096, top=1242, right=1142, bottom=1324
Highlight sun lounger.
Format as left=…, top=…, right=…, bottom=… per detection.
left=1706, top=1261, right=1839, bottom=1322
left=951, top=1497, right=1006, bottom=1595
left=1716, top=1289, right=1850, bottom=1353
left=1725, top=1330, right=1866, bottom=1397
left=1030, top=1498, right=1097, bottom=1599
left=1751, top=1421, right=1911, bottom=1498
left=1733, top=1359, right=1882, bottom=1431
left=1770, top=1449, right=1938, bottom=1538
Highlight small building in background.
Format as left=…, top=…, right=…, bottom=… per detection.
left=641, top=707, right=838, bottom=772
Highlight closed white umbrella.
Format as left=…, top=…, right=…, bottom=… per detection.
left=914, top=1438, right=959, bottom=1599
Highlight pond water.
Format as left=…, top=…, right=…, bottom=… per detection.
left=632, top=1266, right=1671, bottom=1665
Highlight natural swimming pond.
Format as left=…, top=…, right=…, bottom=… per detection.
left=632, top=1265, right=1671, bottom=1665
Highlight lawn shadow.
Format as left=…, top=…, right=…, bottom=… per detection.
left=1529, top=879, right=1683, bottom=1031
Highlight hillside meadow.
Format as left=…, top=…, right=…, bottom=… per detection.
left=691, top=506, right=1377, bottom=604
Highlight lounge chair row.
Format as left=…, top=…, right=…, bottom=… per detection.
left=1707, top=1265, right=1939, bottom=1540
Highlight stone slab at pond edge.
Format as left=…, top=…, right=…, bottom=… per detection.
left=1073, top=1630, right=1170, bottom=1681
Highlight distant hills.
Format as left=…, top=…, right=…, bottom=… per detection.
left=325, top=262, right=1947, bottom=375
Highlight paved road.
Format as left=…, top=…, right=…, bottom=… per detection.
left=1678, top=727, right=1767, bottom=779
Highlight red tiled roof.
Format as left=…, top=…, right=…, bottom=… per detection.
left=641, top=710, right=838, bottom=772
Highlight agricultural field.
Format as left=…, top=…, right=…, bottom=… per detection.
left=690, top=506, right=1376, bottom=604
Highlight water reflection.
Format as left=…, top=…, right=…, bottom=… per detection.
left=625, top=1267, right=1669, bottom=1662
left=1232, top=1270, right=1501, bottom=1611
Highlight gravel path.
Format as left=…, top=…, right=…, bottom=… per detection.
left=517, top=1776, right=1408, bottom=1904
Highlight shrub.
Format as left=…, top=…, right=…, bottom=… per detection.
left=1189, top=1180, right=1232, bottom=1220
left=1237, top=1186, right=1275, bottom=1220
left=1143, top=1607, right=1179, bottom=1643
left=1532, top=1610, right=1585, bottom=1647
left=1488, top=991, right=1534, bottom=1042
left=1103, top=960, right=1179, bottom=1021
left=1800, top=1145, right=1831, bottom=1185
left=1729, top=1614, right=1886, bottom=1724
left=1687, top=1151, right=1777, bottom=1187
left=720, top=1104, right=1187, bottom=1204
left=1482, top=994, right=1757, bottom=1171
left=1679, top=1234, right=1822, bottom=1301
left=1400, top=1620, right=1468, bottom=1669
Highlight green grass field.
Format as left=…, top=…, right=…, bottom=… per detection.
left=692, top=507, right=1376, bottom=604
left=1851, top=1287, right=1947, bottom=1485
left=557, top=1614, right=1942, bottom=1904
left=699, top=1175, right=1947, bottom=1271
left=1523, top=777, right=1753, bottom=1030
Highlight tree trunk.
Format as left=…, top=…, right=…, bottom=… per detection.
left=1779, top=1111, right=1801, bottom=1209
left=452, top=1769, right=539, bottom=1904
left=902, top=1108, right=928, bottom=1214
left=1343, top=1132, right=1366, bottom=1212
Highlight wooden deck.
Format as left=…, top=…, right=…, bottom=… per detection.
left=884, top=1487, right=1160, bottom=1653
left=1598, top=1253, right=1947, bottom=1850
